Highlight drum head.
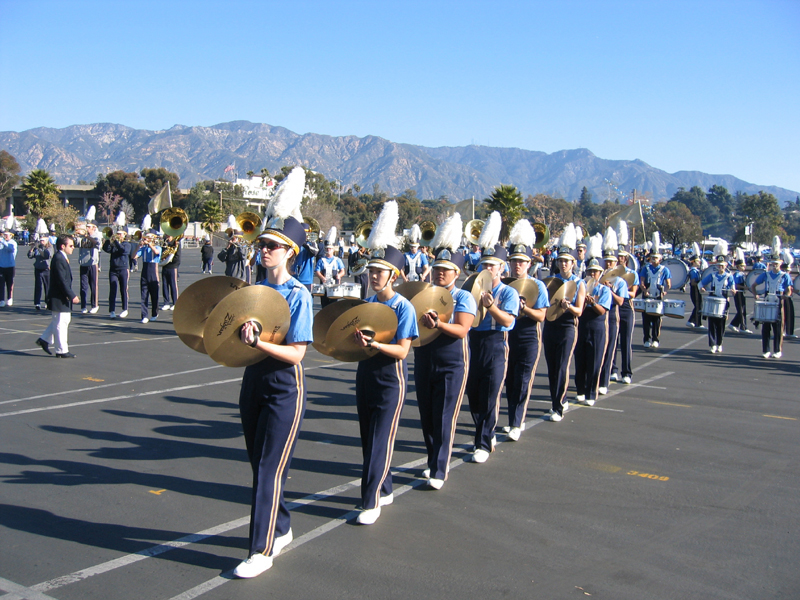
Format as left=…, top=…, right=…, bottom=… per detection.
left=795, top=274, right=800, bottom=296
left=746, top=269, right=766, bottom=295
left=663, top=258, right=688, bottom=289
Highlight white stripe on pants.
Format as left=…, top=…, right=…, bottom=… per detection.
left=41, top=312, right=72, bottom=354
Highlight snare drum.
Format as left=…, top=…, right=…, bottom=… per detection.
left=644, top=299, right=664, bottom=316
left=311, top=284, right=326, bottom=297
left=341, top=283, right=362, bottom=299
left=663, top=299, right=686, bottom=319
left=632, top=298, right=645, bottom=313
left=701, top=296, right=727, bottom=319
left=754, top=300, right=779, bottom=323
left=325, top=284, right=345, bottom=298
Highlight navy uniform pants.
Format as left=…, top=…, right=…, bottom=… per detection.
left=505, top=319, right=541, bottom=428
left=162, top=266, right=179, bottom=305
left=575, top=311, right=609, bottom=400
left=108, top=268, right=129, bottom=312
left=543, top=314, right=578, bottom=415
left=783, top=295, right=795, bottom=337
left=762, top=302, right=784, bottom=354
left=466, top=330, right=509, bottom=452
left=730, top=291, right=747, bottom=329
left=34, top=268, right=50, bottom=306
left=688, top=284, right=703, bottom=327
left=707, top=297, right=728, bottom=346
left=239, top=357, right=305, bottom=557
left=613, top=301, right=635, bottom=379
left=356, top=353, right=407, bottom=510
left=642, top=312, right=662, bottom=343
left=80, top=264, right=99, bottom=309
left=414, top=334, right=468, bottom=481
left=140, top=263, right=159, bottom=319
left=600, top=305, right=619, bottom=388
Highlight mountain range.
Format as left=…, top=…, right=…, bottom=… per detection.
left=1, top=120, right=797, bottom=204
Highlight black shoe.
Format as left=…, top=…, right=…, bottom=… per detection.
left=56, top=352, right=77, bottom=359
left=35, top=338, right=52, bottom=355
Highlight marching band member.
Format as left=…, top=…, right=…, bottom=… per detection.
left=102, top=230, right=131, bottom=319
left=233, top=168, right=313, bottom=578
left=402, top=226, right=430, bottom=283
left=751, top=240, right=793, bottom=358
left=639, top=233, right=671, bottom=349
left=464, top=212, right=519, bottom=460
left=502, top=219, right=548, bottom=441
left=77, top=214, right=103, bottom=314
left=781, top=250, right=796, bottom=339
left=465, top=243, right=481, bottom=272
left=353, top=201, right=418, bottom=525
left=598, top=228, right=626, bottom=394
left=0, top=229, right=17, bottom=307
left=315, top=227, right=345, bottom=308
left=27, top=234, right=51, bottom=310
left=160, top=235, right=181, bottom=310
left=729, top=248, right=751, bottom=333
left=135, top=228, right=161, bottom=324
left=574, top=255, right=612, bottom=405
left=700, top=247, right=734, bottom=353
left=218, top=230, right=248, bottom=281
left=610, top=222, right=638, bottom=385
left=414, top=214, right=476, bottom=489
left=291, top=223, right=319, bottom=292
left=543, top=224, right=585, bottom=421
left=574, top=238, right=587, bottom=279
left=686, top=255, right=705, bottom=329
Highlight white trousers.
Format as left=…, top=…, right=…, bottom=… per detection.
left=41, top=311, right=72, bottom=354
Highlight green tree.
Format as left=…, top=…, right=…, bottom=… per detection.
left=653, top=201, right=703, bottom=250
left=670, top=186, right=720, bottom=226
left=94, top=171, right=149, bottom=222
left=0, top=150, right=21, bottom=216
left=201, top=199, right=224, bottom=235
left=525, top=193, right=573, bottom=234
left=484, top=184, right=525, bottom=243
left=21, top=169, right=61, bottom=217
left=736, top=191, right=787, bottom=246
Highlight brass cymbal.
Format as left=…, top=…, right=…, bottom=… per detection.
left=312, top=298, right=364, bottom=356
left=507, top=278, right=543, bottom=319
left=599, top=264, right=626, bottom=283
left=542, top=276, right=564, bottom=300
left=202, top=286, right=291, bottom=367
left=324, top=302, right=398, bottom=362
left=173, top=276, right=250, bottom=353
left=621, top=272, right=637, bottom=288
left=461, top=270, right=493, bottom=327
left=394, top=281, right=432, bottom=299
left=546, top=280, right=577, bottom=322
left=409, top=286, right=455, bottom=347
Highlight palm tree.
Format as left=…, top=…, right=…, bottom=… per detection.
left=21, top=169, right=60, bottom=216
left=201, top=199, right=223, bottom=235
left=484, top=184, right=525, bottom=243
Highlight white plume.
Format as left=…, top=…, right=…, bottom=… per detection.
left=735, top=247, right=745, bottom=262
left=782, top=248, right=794, bottom=266
left=115, top=211, right=127, bottom=227
left=588, top=233, right=604, bottom=259
left=366, top=200, right=400, bottom=250
left=430, top=212, right=463, bottom=251
left=478, top=211, right=502, bottom=250
left=574, top=225, right=584, bottom=243
left=508, top=219, right=535, bottom=248
left=142, top=214, right=152, bottom=231
left=560, top=223, right=577, bottom=251
left=36, top=219, right=49, bottom=235
left=226, top=214, right=237, bottom=230
left=603, top=227, right=618, bottom=252
left=326, top=226, right=338, bottom=246
left=651, top=231, right=661, bottom=253
left=86, top=205, right=96, bottom=222
left=409, top=224, right=421, bottom=244
left=772, top=236, right=781, bottom=254
left=692, top=242, right=701, bottom=257
left=712, top=239, right=728, bottom=257
left=349, top=234, right=355, bottom=244
left=617, top=220, right=629, bottom=246
left=266, top=166, right=305, bottom=224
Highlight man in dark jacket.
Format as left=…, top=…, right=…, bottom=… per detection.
left=36, top=234, right=79, bottom=358
left=27, top=239, right=52, bottom=309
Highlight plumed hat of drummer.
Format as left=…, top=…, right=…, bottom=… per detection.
left=602, top=227, right=619, bottom=260
left=324, top=226, right=338, bottom=248
left=430, top=213, right=466, bottom=271
left=588, top=233, right=603, bottom=260
left=556, top=223, right=577, bottom=261
left=734, top=246, right=746, bottom=266
left=85, top=205, right=98, bottom=227
left=507, top=219, right=535, bottom=261
left=478, top=211, right=508, bottom=265
left=366, top=200, right=404, bottom=274
left=259, top=166, right=306, bottom=254
left=781, top=248, right=794, bottom=267
left=769, top=236, right=783, bottom=263
left=648, top=231, right=662, bottom=258
left=712, top=239, right=729, bottom=264
left=616, top=220, right=629, bottom=255
left=408, top=223, right=422, bottom=247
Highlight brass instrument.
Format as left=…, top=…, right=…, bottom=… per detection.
left=305, top=217, right=320, bottom=242
left=464, top=219, right=484, bottom=246
left=102, top=226, right=114, bottom=240
left=161, top=207, right=189, bottom=238
left=533, top=222, right=550, bottom=249
left=236, top=211, right=262, bottom=243
left=355, top=221, right=373, bottom=248
left=419, top=221, right=437, bottom=246
left=132, top=230, right=143, bottom=243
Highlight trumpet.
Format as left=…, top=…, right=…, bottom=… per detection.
left=236, top=211, right=262, bottom=243
left=355, top=221, right=373, bottom=248
left=305, top=217, right=320, bottom=242
left=419, top=221, right=436, bottom=246
left=464, top=219, right=484, bottom=246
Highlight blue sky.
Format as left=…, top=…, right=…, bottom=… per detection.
left=1, top=0, right=798, bottom=192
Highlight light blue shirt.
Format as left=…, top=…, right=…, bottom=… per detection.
left=555, top=273, right=585, bottom=304
left=257, top=276, right=313, bottom=344
left=0, top=238, right=17, bottom=268
left=366, top=292, right=419, bottom=344
left=448, top=286, right=478, bottom=322
left=315, top=256, right=344, bottom=277
left=754, top=271, right=793, bottom=294
left=700, top=271, right=734, bottom=297
left=474, top=281, right=520, bottom=332
left=136, top=245, right=162, bottom=263
left=590, top=282, right=613, bottom=310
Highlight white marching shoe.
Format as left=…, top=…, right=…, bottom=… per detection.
left=585, top=398, right=596, bottom=406
left=598, top=387, right=608, bottom=395
left=428, top=478, right=444, bottom=490
left=119, top=309, right=128, bottom=318
left=575, top=394, right=586, bottom=402
left=271, top=529, right=293, bottom=557
left=233, top=553, right=273, bottom=578
left=357, top=506, right=381, bottom=525
left=378, top=493, right=393, bottom=507
left=470, top=449, right=490, bottom=463
left=773, top=351, right=782, bottom=359
left=508, top=427, right=521, bottom=441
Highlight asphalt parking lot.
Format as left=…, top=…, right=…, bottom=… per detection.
left=1, top=250, right=798, bottom=600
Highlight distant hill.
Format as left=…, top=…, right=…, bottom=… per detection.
left=1, top=120, right=797, bottom=204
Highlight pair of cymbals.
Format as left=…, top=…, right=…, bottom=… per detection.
left=502, top=277, right=543, bottom=319
left=461, top=270, right=493, bottom=326
left=599, top=265, right=626, bottom=283
left=546, top=279, right=577, bottom=321
left=621, top=272, right=637, bottom=288
left=402, top=284, right=455, bottom=347
left=312, top=299, right=398, bottom=362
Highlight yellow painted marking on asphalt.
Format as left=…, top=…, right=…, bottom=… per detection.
left=627, top=470, right=669, bottom=481
left=83, top=377, right=105, bottom=382
left=590, top=463, right=622, bottom=473
left=648, top=400, right=691, bottom=408
left=763, top=414, right=797, bottom=421
left=149, top=489, right=167, bottom=495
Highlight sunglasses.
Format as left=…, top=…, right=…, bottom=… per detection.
left=258, top=241, right=288, bottom=251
